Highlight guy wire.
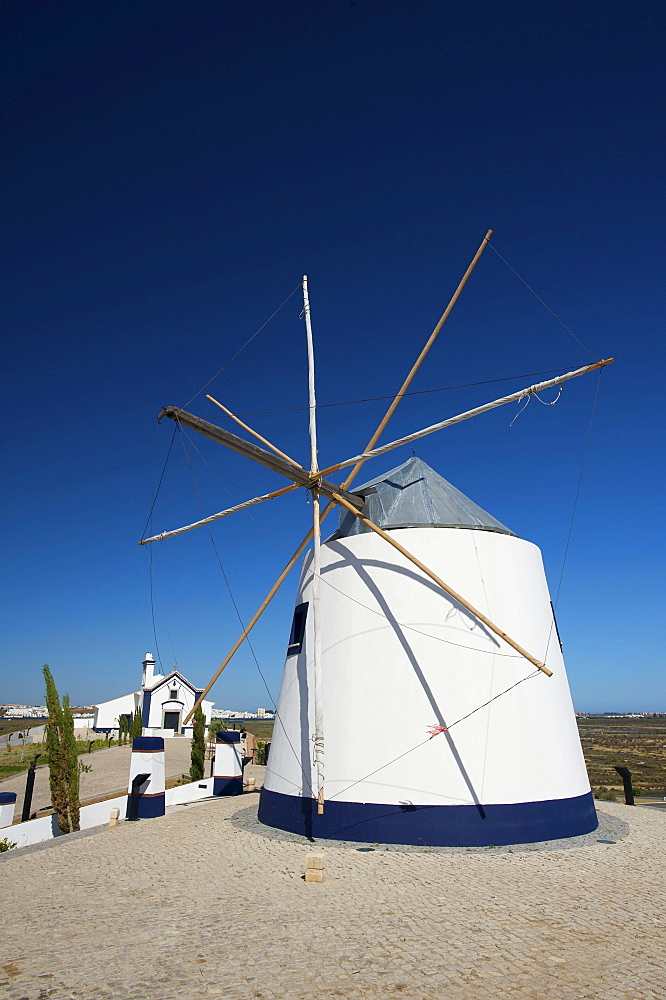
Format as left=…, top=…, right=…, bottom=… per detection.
left=179, top=428, right=291, bottom=554
left=183, top=283, right=301, bottom=408
left=542, top=367, right=603, bottom=664
left=328, top=669, right=540, bottom=802
left=236, top=366, right=587, bottom=416
left=142, top=423, right=178, bottom=541
left=487, top=242, right=597, bottom=361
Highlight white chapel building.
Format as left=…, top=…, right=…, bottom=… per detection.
left=93, top=652, right=214, bottom=738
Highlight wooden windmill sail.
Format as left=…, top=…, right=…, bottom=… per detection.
left=141, top=232, right=613, bottom=846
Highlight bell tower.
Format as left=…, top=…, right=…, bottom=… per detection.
left=142, top=652, right=156, bottom=689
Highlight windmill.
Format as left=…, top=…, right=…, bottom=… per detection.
left=141, top=231, right=613, bottom=846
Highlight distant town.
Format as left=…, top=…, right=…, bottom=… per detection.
left=575, top=712, right=665, bottom=718
left=0, top=704, right=274, bottom=720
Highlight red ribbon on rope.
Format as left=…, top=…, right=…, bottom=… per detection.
left=427, top=724, right=448, bottom=738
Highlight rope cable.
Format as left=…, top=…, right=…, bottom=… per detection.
left=233, top=366, right=587, bottom=416
left=541, top=367, right=604, bottom=665
left=179, top=428, right=292, bottom=554
left=509, top=382, right=563, bottom=427
left=552, top=368, right=603, bottom=611
left=487, top=242, right=597, bottom=361
left=183, top=283, right=301, bottom=408
left=142, top=424, right=178, bottom=542
left=144, top=421, right=176, bottom=675
left=328, top=669, right=541, bottom=801
left=316, top=572, right=525, bottom=659
left=147, top=545, right=165, bottom=676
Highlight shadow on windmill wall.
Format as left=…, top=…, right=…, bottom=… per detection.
left=327, top=541, right=488, bottom=819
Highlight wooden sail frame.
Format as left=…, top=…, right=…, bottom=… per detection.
left=176, top=231, right=496, bottom=722
left=175, top=349, right=613, bottom=722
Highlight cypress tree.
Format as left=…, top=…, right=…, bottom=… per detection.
left=189, top=705, right=205, bottom=781
left=62, top=695, right=80, bottom=830
left=42, top=665, right=80, bottom=833
left=130, top=706, right=143, bottom=739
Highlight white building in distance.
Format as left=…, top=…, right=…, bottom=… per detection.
left=93, top=653, right=214, bottom=738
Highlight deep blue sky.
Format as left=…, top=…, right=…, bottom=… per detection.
left=1, top=1, right=663, bottom=712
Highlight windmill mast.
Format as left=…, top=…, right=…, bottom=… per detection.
left=302, top=275, right=325, bottom=814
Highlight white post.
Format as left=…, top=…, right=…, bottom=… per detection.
left=126, top=736, right=165, bottom=819
left=0, top=792, right=17, bottom=829
left=302, top=275, right=324, bottom=815
left=213, top=731, right=244, bottom=796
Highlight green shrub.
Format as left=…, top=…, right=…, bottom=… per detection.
left=593, top=786, right=617, bottom=801
left=207, top=719, right=228, bottom=741
left=190, top=705, right=206, bottom=781
left=0, top=838, right=17, bottom=853
left=43, top=664, right=80, bottom=833
left=130, top=707, right=143, bottom=739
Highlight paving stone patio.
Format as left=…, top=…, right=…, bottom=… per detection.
left=1, top=793, right=664, bottom=1000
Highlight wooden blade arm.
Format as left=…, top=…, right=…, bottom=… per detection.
left=206, top=395, right=300, bottom=467
left=139, top=483, right=299, bottom=545
left=159, top=405, right=363, bottom=509
left=319, top=358, right=614, bottom=478
left=341, top=229, right=493, bottom=489
left=330, top=491, right=553, bottom=677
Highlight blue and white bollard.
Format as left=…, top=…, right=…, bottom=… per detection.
left=213, top=731, right=243, bottom=796
left=0, top=792, right=16, bottom=829
left=126, top=736, right=165, bottom=819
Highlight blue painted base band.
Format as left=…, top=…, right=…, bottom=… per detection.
left=258, top=789, right=598, bottom=846
left=125, top=793, right=165, bottom=819
left=213, top=776, right=244, bottom=796
left=132, top=736, right=164, bottom=752
left=0, top=792, right=17, bottom=804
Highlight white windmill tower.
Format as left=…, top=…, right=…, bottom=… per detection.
left=142, top=231, right=613, bottom=846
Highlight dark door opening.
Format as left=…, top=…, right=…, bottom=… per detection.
left=163, top=711, right=181, bottom=732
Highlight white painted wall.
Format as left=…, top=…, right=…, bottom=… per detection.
left=0, top=798, right=16, bottom=829
left=166, top=777, right=213, bottom=805
left=143, top=677, right=212, bottom=736
left=93, top=692, right=139, bottom=731
left=265, top=527, right=590, bottom=808
left=5, top=779, right=217, bottom=850
left=6, top=794, right=127, bottom=849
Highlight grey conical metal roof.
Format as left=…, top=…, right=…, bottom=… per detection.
left=333, top=456, right=515, bottom=538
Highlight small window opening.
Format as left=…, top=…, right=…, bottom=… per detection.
left=550, top=601, right=563, bottom=650
left=169, top=689, right=178, bottom=699
left=287, top=602, right=308, bottom=655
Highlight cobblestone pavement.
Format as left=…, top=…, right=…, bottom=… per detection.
left=1, top=797, right=665, bottom=1000
left=0, top=739, right=198, bottom=816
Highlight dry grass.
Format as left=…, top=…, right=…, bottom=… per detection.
left=578, top=716, right=666, bottom=794
left=0, top=742, right=45, bottom=778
